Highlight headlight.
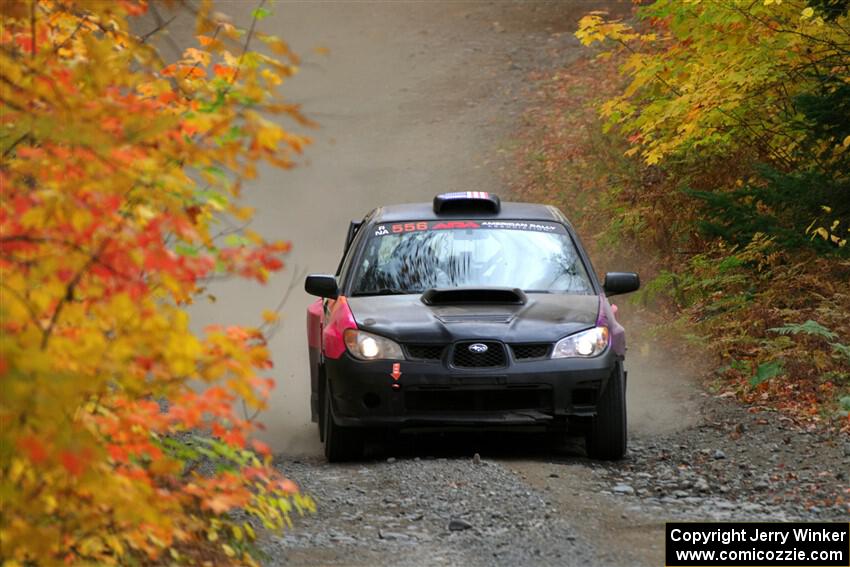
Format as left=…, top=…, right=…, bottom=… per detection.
left=551, top=326, right=609, bottom=358
left=343, top=329, right=404, bottom=360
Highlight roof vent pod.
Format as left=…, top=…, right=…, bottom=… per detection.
left=433, top=192, right=501, bottom=214
left=421, top=287, right=526, bottom=306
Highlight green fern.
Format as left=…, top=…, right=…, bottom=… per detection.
left=768, top=320, right=837, bottom=340
left=832, top=342, right=850, bottom=362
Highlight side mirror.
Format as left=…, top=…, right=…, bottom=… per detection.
left=305, top=274, right=340, bottom=299
left=603, top=272, right=640, bottom=296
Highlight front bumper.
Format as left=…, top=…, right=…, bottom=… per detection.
left=325, top=349, right=619, bottom=429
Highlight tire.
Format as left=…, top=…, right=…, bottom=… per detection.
left=317, top=366, right=326, bottom=443
left=323, top=376, right=365, bottom=462
left=586, top=364, right=627, bottom=460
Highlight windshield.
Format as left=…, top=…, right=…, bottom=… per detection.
left=350, top=220, right=593, bottom=295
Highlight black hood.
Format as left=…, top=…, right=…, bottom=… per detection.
left=347, top=292, right=599, bottom=344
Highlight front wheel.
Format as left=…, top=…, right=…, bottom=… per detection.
left=323, top=377, right=365, bottom=462
left=585, top=364, right=627, bottom=460
left=317, top=366, right=326, bottom=442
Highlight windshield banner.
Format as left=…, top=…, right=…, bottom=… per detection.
left=373, top=220, right=565, bottom=237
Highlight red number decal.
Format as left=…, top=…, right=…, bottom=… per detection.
left=392, top=222, right=430, bottom=233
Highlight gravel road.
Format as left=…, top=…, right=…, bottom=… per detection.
left=151, top=2, right=849, bottom=565
left=262, top=359, right=849, bottom=567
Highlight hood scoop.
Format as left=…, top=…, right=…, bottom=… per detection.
left=436, top=313, right=514, bottom=324
left=421, top=287, right=527, bottom=306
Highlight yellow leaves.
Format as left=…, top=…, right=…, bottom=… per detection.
left=575, top=12, right=646, bottom=47
left=258, top=34, right=300, bottom=63
left=243, top=522, right=256, bottom=540
left=20, top=206, right=49, bottom=230
left=575, top=14, right=611, bottom=46
left=183, top=47, right=212, bottom=67
left=1, top=2, right=310, bottom=564
left=623, top=73, right=651, bottom=98
left=233, top=206, right=255, bottom=222
left=105, top=534, right=125, bottom=558
left=261, top=68, right=283, bottom=87
left=644, top=147, right=665, bottom=165
left=70, top=208, right=92, bottom=232
left=256, top=124, right=284, bottom=151
left=8, top=459, right=28, bottom=484
left=801, top=6, right=814, bottom=19
left=164, top=315, right=203, bottom=376
left=806, top=214, right=848, bottom=248
left=40, top=492, right=60, bottom=516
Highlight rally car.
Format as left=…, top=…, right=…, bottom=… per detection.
left=305, top=192, right=639, bottom=462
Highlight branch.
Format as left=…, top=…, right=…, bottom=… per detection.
left=52, top=20, right=84, bottom=54
left=225, top=0, right=266, bottom=92
left=0, top=282, right=45, bottom=333
left=30, top=0, right=36, bottom=58
left=141, top=9, right=179, bottom=44
left=2, top=133, right=29, bottom=158
left=40, top=239, right=109, bottom=350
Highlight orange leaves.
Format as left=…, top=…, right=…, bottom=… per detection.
left=251, top=439, right=271, bottom=457
left=161, top=63, right=207, bottom=79
left=1, top=1, right=311, bottom=565
left=213, top=63, right=237, bottom=80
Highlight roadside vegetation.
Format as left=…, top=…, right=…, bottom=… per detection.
left=0, top=1, right=313, bottom=564
left=515, top=0, right=850, bottom=431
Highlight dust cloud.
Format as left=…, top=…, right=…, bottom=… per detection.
left=626, top=340, right=703, bottom=436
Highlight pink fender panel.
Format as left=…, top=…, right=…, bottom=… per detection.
left=322, top=296, right=357, bottom=359
left=596, top=294, right=626, bottom=356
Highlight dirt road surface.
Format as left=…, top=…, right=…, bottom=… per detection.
left=183, top=0, right=600, bottom=454
left=156, top=2, right=850, bottom=565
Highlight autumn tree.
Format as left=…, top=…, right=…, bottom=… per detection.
left=0, top=1, right=313, bottom=564
left=572, top=1, right=850, bottom=423
left=577, top=0, right=850, bottom=250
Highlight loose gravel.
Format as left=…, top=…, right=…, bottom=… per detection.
left=588, top=395, right=850, bottom=522
left=262, top=393, right=848, bottom=567
left=263, top=454, right=604, bottom=567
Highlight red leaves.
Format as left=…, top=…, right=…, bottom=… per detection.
left=213, top=64, right=236, bottom=80
left=218, top=241, right=289, bottom=282
left=1, top=1, right=312, bottom=563
left=251, top=439, right=271, bottom=457
left=60, top=449, right=92, bottom=477
left=118, top=1, right=148, bottom=17
left=18, top=435, right=48, bottom=464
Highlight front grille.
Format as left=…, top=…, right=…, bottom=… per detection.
left=405, top=387, right=553, bottom=412
left=451, top=341, right=507, bottom=368
left=510, top=343, right=551, bottom=360
left=405, top=344, right=445, bottom=361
